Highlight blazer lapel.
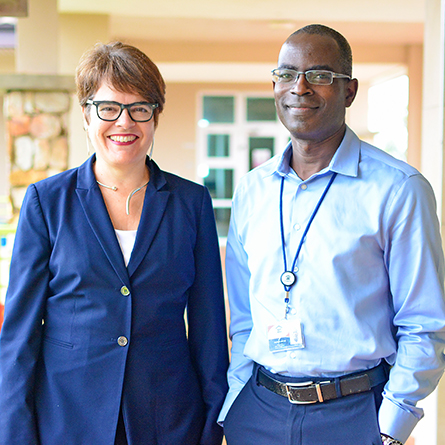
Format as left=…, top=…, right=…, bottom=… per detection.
left=127, top=160, right=170, bottom=277
left=75, top=156, right=129, bottom=284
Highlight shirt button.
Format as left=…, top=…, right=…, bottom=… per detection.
left=293, top=266, right=299, bottom=273
left=290, top=352, right=297, bottom=359
left=294, top=223, right=301, bottom=231
left=300, top=184, right=308, bottom=190
left=117, top=336, right=128, bottom=347
left=120, top=286, right=130, bottom=296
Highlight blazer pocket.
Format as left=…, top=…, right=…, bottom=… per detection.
left=43, top=334, right=74, bottom=349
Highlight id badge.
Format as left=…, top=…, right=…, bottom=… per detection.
left=268, top=318, right=305, bottom=352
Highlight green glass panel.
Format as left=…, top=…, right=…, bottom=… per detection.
left=214, top=208, right=231, bottom=238
left=246, top=97, right=277, bottom=121
left=207, top=134, right=230, bottom=157
left=204, top=169, right=233, bottom=199
left=249, top=137, right=274, bottom=170
left=203, top=96, right=235, bottom=123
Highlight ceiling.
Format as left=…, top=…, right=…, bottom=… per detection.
left=0, top=0, right=423, bottom=84
left=58, top=0, right=425, bottom=45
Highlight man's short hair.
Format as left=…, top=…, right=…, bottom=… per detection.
left=290, top=24, right=353, bottom=77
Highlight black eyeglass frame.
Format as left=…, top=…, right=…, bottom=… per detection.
left=86, top=100, right=159, bottom=122
left=271, top=68, right=351, bottom=85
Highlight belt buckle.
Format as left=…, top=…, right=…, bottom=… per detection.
left=286, top=380, right=330, bottom=404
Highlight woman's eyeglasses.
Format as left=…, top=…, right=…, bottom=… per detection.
left=86, top=100, right=159, bottom=122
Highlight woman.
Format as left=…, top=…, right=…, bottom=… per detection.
left=0, top=42, right=229, bottom=445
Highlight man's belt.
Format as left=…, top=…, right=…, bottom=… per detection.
left=257, top=363, right=388, bottom=404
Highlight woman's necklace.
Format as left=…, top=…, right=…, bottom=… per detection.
left=96, top=180, right=149, bottom=215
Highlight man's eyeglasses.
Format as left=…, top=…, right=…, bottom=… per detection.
left=86, top=100, right=159, bottom=122
left=272, top=69, right=351, bottom=86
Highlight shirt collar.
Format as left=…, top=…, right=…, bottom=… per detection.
left=274, top=126, right=360, bottom=179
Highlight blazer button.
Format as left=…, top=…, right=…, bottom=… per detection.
left=117, top=336, right=128, bottom=347
left=120, top=286, right=130, bottom=296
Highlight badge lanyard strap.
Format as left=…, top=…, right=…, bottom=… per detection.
left=279, top=172, right=337, bottom=315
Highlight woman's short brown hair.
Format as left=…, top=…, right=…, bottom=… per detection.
left=76, top=42, right=166, bottom=127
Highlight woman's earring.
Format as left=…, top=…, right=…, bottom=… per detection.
left=148, top=137, right=155, bottom=160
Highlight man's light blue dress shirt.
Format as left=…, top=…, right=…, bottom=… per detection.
left=219, top=127, right=445, bottom=443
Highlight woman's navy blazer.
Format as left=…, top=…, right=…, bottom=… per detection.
left=0, top=155, right=229, bottom=445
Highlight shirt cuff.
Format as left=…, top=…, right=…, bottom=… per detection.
left=217, top=389, right=241, bottom=426
left=378, top=397, right=421, bottom=443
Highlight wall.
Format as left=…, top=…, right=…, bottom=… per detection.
left=0, top=3, right=424, bottom=185
left=0, top=50, right=14, bottom=73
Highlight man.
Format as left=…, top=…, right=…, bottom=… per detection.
left=219, top=24, right=445, bottom=445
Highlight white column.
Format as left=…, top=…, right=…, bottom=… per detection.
left=421, top=0, right=445, bottom=216
left=420, top=1, right=445, bottom=445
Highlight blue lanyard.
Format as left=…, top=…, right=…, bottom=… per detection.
left=279, top=172, right=337, bottom=307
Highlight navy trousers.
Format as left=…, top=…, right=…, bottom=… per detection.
left=114, top=409, right=128, bottom=445
left=224, top=364, right=387, bottom=445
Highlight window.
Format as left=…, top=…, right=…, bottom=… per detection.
left=204, top=168, right=234, bottom=199
left=249, top=137, right=274, bottom=170
left=246, top=97, right=277, bottom=122
left=207, top=134, right=230, bottom=157
left=198, top=93, right=289, bottom=239
left=203, top=96, right=235, bottom=123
